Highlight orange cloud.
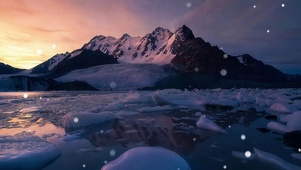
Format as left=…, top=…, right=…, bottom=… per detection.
left=0, top=0, right=144, bottom=69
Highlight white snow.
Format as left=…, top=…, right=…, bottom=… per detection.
left=196, top=115, right=227, bottom=134
left=69, top=49, right=82, bottom=59
left=101, top=147, right=191, bottom=170
left=0, top=134, right=61, bottom=170
left=48, top=53, right=68, bottom=70
left=254, top=148, right=301, bottom=170
left=64, top=111, right=115, bottom=129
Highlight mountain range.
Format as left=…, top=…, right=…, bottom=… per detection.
left=0, top=25, right=300, bottom=91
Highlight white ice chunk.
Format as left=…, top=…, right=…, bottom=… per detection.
left=122, top=92, right=153, bottom=104
left=137, top=106, right=173, bottom=113
left=235, top=92, right=254, bottom=103
left=280, top=111, right=301, bottom=131
left=196, top=115, right=227, bottom=134
left=101, top=147, right=191, bottom=170
left=267, top=121, right=289, bottom=133
left=103, top=102, right=124, bottom=111
left=0, top=135, right=61, bottom=170
left=64, top=111, right=115, bottom=129
left=269, top=102, right=298, bottom=113
left=254, top=148, right=301, bottom=170
left=19, top=106, right=43, bottom=113
left=152, top=90, right=208, bottom=106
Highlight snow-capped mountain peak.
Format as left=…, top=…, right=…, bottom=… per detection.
left=79, top=25, right=195, bottom=64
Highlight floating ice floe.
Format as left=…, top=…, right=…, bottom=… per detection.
left=267, top=111, right=301, bottom=133
left=196, top=115, right=227, bottom=134
left=137, top=106, right=173, bottom=113
left=64, top=111, right=115, bottom=129
left=269, top=102, right=298, bottom=113
left=152, top=89, right=208, bottom=106
left=254, top=148, right=301, bottom=170
left=19, top=106, right=43, bottom=113
left=0, top=134, right=61, bottom=170
left=122, top=92, right=153, bottom=104
left=101, top=147, right=191, bottom=170
left=281, top=111, right=301, bottom=131
left=103, top=101, right=124, bottom=111
left=235, top=91, right=254, bottom=103
left=267, top=122, right=289, bottom=133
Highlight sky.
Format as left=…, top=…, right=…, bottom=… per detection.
left=0, top=0, right=300, bottom=74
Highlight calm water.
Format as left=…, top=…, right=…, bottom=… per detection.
left=0, top=91, right=300, bottom=170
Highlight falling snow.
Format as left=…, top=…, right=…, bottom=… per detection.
left=52, top=44, right=57, bottom=48
left=245, top=151, right=251, bottom=158
left=194, top=67, right=199, bottom=72
left=223, top=54, right=228, bottom=59
left=23, top=93, right=28, bottom=99
left=223, top=165, right=227, bottom=169
left=110, top=82, right=117, bottom=89
left=186, top=2, right=192, bottom=8
left=82, top=164, right=86, bottom=168
left=36, top=49, right=42, bottom=55
left=220, top=69, right=227, bottom=76
left=241, top=134, right=246, bottom=140
left=267, top=30, right=270, bottom=33
left=281, top=4, right=285, bottom=7
left=110, top=149, right=116, bottom=157
left=73, top=117, right=79, bottom=123
left=253, top=5, right=256, bottom=8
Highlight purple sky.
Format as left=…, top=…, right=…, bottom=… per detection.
left=0, top=0, right=300, bottom=74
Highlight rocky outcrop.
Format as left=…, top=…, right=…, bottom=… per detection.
left=44, top=49, right=118, bottom=78
left=171, top=38, right=287, bottom=82
left=0, top=62, right=24, bottom=74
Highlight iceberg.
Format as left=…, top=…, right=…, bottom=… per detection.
left=254, top=148, right=301, bottom=170
left=0, top=134, right=61, bottom=170
left=196, top=115, right=227, bottom=134
left=101, top=147, right=191, bottom=170
left=64, top=111, right=115, bottom=130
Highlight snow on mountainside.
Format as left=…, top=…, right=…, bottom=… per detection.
left=30, top=25, right=193, bottom=74
left=81, top=26, right=192, bottom=64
